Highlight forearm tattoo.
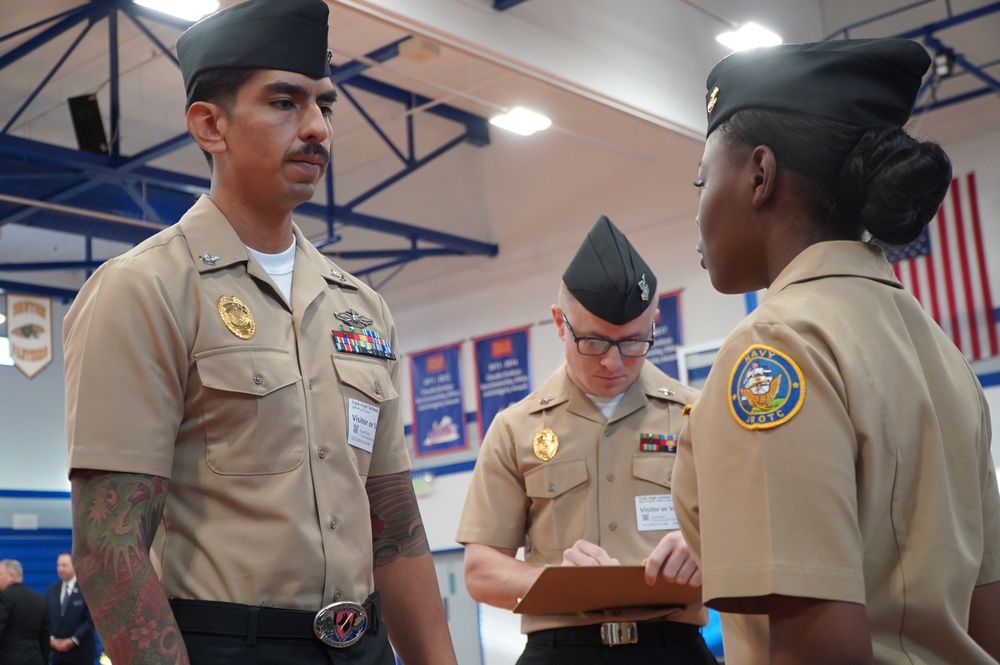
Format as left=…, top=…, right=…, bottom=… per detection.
left=71, top=470, right=188, bottom=665
left=367, top=471, right=430, bottom=567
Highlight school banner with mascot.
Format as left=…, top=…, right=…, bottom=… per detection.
left=6, top=293, right=53, bottom=378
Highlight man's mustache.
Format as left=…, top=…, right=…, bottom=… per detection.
left=287, top=143, right=330, bottom=164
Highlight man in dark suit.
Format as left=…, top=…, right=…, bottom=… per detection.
left=0, top=558, right=51, bottom=665
left=45, top=553, right=96, bottom=665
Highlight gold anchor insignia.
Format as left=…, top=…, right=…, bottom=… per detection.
left=533, top=428, right=559, bottom=462
left=707, top=86, right=719, bottom=113
left=218, top=295, right=255, bottom=340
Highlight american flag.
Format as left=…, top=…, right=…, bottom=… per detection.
left=884, top=172, right=998, bottom=361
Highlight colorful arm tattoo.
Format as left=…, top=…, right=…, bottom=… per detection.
left=71, top=470, right=189, bottom=665
left=367, top=471, right=430, bottom=567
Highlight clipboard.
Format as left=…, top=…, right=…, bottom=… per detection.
left=513, top=565, right=701, bottom=614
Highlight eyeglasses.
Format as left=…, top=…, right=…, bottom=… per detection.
left=561, top=313, right=654, bottom=358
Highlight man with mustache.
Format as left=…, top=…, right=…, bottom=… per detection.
left=63, top=1, right=457, bottom=664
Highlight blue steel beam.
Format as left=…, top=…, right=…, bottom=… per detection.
left=121, top=7, right=180, bottom=68
left=346, top=74, right=490, bottom=147
left=895, top=1, right=1000, bottom=38
left=494, top=0, right=531, bottom=10
left=921, top=34, right=1000, bottom=92
left=342, top=133, right=466, bottom=210
left=107, top=4, right=121, bottom=157
left=324, top=248, right=462, bottom=260
left=0, top=5, right=498, bottom=289
left=0, top=280, right=79, bottom=300
left=0, top=5, right=95, bottom=70
left=0, top=261, right=106, bottom=272
left=1, top=19, right=95, bottom=134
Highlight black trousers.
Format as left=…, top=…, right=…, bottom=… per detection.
left=171, top=593, right=394, bottom=665
left=516, top=621, right=718, bottom=665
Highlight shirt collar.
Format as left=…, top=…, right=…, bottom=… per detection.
left=763, top=240, right=902, bottom=305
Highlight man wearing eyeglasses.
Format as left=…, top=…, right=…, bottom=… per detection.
left=456, top=216, right=716, bottom=664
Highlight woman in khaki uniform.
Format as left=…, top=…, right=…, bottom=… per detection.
left=673, top=39, right=1000, bottom=664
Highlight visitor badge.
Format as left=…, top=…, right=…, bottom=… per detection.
left=635, top=494, right=679, bottom=531
left=348, top=399, right=379, bottom=453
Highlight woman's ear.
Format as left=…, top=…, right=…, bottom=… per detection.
left=186, top=101, right=228, bottom=158
left=750, top=145, right=778, bottom=209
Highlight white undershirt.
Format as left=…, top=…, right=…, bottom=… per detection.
left=587, top=392, right=626, bottom=420
left=247, top=240, right=296, bottom=302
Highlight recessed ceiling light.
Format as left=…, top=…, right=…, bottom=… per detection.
left=489, top=107, right=551, bottom=136
left=133, top=0, right=219, bottom=22
left=716, top=22, right=783, bottom=52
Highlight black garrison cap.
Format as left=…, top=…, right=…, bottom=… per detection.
left=705, top=38, right=930, bottom=137
left=177, top=0, right=332, bottom=96
left=563, top=216, right=656, bottom=325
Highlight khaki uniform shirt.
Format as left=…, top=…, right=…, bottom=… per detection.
left=457, top=362, right=706, bottom=634
left=673, top=241, right=1000, bottom=664
left=65, top=196, right=410, bottom=611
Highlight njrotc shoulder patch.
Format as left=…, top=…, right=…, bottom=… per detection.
left=332, top=325, right=396, bottom=360
left=728, top=344, right=805, bottom=430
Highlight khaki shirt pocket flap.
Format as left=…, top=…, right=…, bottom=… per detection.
left=632, top=455, right=672, bottom=490
left=333, top=357, right=398, bottom=403
left=524, top=459, right=588, bottom=499
left=197, top=347, right=301, bottom=397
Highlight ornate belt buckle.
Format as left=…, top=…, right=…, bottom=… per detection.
left=313, top=601, right=368, bottom=648
left=600, top=621, right=638, bottom=646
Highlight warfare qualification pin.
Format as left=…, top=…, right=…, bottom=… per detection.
left=533, top=427, right=559, bottom=462
left=217, top=295, right=255, bottom=340
left=707, top=86, right=719, bottom=113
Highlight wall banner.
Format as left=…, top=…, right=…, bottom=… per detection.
left=6, top=293, right=53, bottom=379
left=410, top=343, right=467, bottom=458
left=647, top=291, right=682, bottom=380
left=473, top=326, right=531, bottom=440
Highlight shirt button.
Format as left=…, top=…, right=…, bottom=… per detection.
left=329, top=517, right=337, bottom=530
left=604, top=429, right=612, bottom=437
left=252, top=372, right=264, bottom=385
left=318, top=448, right=327, bottom=459
left=308, top=379, right=314, bottom=390
left=606, top=473, right=615, bottom=482
left=547, top=484, right=556, bottom=493
left=333, top=589, right=342, bottom=601
left=608, top=522, right=618, bottom=532
left=374, top=381, right=382, bottom=395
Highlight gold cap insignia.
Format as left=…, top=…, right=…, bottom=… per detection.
left=533, top=427, right=559, bottom=462
left=707, top=86, right=719, bottom=114
left=218, top=295, right=255, bottom=340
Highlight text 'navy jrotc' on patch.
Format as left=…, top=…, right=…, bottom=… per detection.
left=728, top=344, right=805, bottom=430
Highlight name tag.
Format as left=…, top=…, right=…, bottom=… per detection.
left=635, top=494, right=679, bottom=531
left=348, top=399, right=379, bottom=453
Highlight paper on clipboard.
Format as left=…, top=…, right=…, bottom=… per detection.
left=513, top=565, right=701, bottom=615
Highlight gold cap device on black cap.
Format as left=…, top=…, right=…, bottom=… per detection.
left=177, top=0, right=332, bottom=96
left=562, top=215, right=656, bottom=326
left=705, top=38, right=930, bottom=137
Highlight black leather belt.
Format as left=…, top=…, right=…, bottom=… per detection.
left=528, top=620, right=699, bottom=647
left=170, top=590, right=380, bottom=648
